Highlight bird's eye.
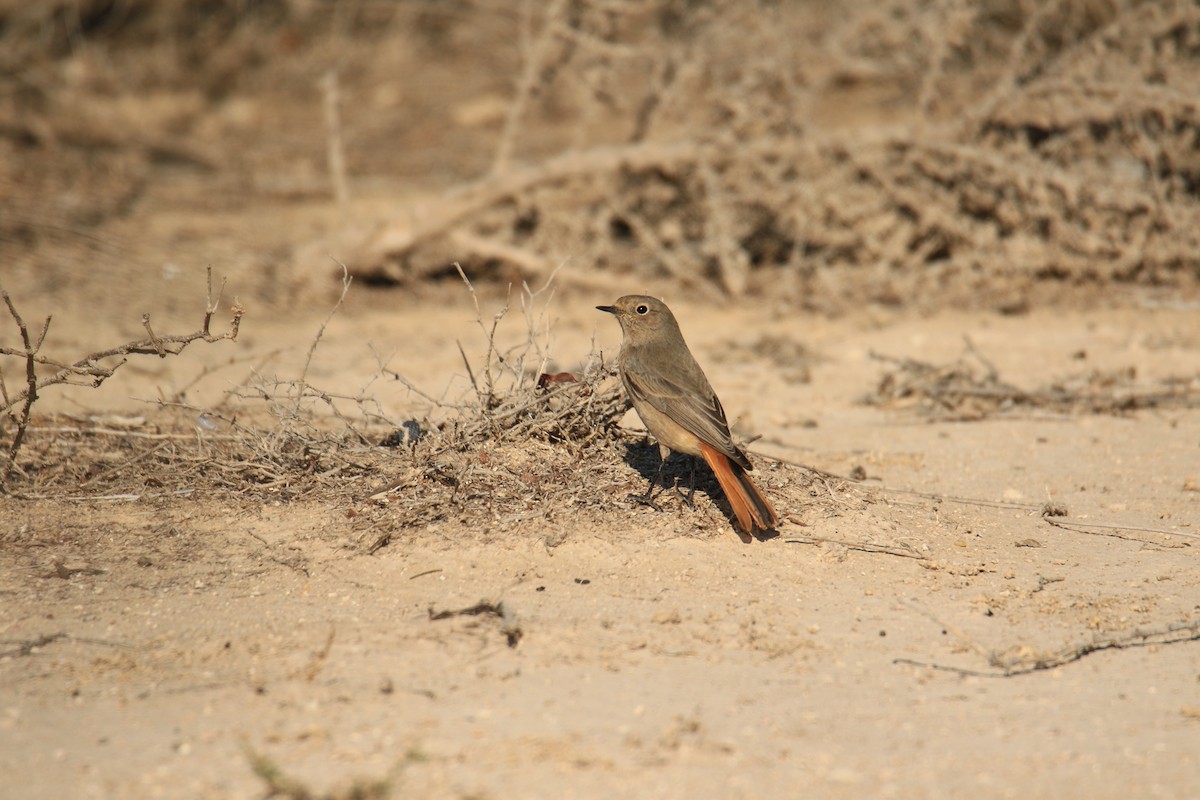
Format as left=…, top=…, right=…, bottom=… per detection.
left=635, top=304, right=649, bottom=315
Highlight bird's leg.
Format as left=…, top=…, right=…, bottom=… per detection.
left=629, top=462, right=665, bottom=511
left=673, top=456, right=697, bottom=510
left=628, top=445, right=668, bottom=512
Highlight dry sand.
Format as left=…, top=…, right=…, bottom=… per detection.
left=3, top=289, right=1199, bottom=799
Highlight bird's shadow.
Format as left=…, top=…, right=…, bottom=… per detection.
left=619, top=440, right=778, bottom=541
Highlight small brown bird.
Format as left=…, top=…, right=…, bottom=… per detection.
left=597, top=295, right=780, bottom=535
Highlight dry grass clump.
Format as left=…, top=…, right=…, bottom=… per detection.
left=381, top=266, right=628, bottom=452
left=1, top=268, right=863, bottom=546
left=0, top=269, right=630, bottom=520
left=867, top=338, right=1200, bottom=420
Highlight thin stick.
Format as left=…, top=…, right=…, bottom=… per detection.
left=895, top=620, right=1200, bottom=678
left=1042, top=513, right=1200, bottom=543
left=27, top=426, right=240, bottom=441
left=457, top=340, right=483, bottom=407
left=0, top=289, right=43, bottom=482
left=79, top=441, right=174, bottom=487
left=784, top=535, right=927, bottom=560
left=294, top=259, right=352, bottom=417
left=321, top=69, right=350, bottom=213
left=455, top=262, right=509, bottom=406
left=492, top=0, right=570, bottom=175
left=141, top=314, right=166, bottom=357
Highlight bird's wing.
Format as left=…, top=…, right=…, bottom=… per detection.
left=622, top=367, right=751, bottom=469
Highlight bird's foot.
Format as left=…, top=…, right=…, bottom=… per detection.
left=673, top=478, right=697, bottom=510
left=627, top=490, right=663, bottom=513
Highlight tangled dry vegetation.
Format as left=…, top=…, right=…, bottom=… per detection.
left=0, top=265, right=866, bottom=548
left=0, top=270, right=611, bottom=503
left=866, top=337, right=1200, bottom=420
left=3, top=1, right=1199, bottom=310
left=0, top=269, right=243, bottom=482
left=351, top=0, right=1200, bottom=310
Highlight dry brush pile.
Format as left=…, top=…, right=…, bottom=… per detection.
left=866, top=336, right=1200, bottom=420
left=0, top=267, right=856, bottom=545
left=3, top=1, right=1199, bottom=310
left=0, top=271, right=618, bottom=512
left=351, top=0, right=1200, bottom=309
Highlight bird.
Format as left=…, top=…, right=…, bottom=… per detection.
left=597, top=295, right=780, bottom=535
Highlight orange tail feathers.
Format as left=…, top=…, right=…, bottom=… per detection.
left=699, top=442, right=780, bottom=534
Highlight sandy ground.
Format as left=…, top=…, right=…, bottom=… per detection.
left=3, top=286, right=1199, bottom=799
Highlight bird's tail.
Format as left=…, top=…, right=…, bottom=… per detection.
left=699, top=442, right=780, bottom=534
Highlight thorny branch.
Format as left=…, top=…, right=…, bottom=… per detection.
left=0, top=267, right=243, bottom=485
left=295, top=260, right=351, bottom=415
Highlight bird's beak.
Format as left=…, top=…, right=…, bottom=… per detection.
left=596, top=305, right=617, bottom=314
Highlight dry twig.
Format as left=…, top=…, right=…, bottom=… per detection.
left=895, top=620, right=1200, bottom=678
left=0, top=268, right=242, bottom=485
